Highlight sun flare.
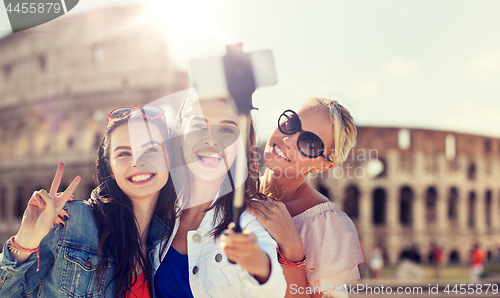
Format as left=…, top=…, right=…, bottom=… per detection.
left=142, top=0, right=229, bottom=66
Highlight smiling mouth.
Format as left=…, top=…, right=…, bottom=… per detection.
left=273, top=144, right=290, bottom=161
left=197, top=151, right=222, bottom=167
left=128, top=173, right=155, bottom=183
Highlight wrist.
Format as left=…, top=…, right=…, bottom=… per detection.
left=8, top=236, right=41, bottom=272
left=279, top=238, right=304, bottom=262
left=277, top=248, right=315, bottom=276
left=14, top=232, right=43, bottom=250
left=252, top=252, right=271, bottom=284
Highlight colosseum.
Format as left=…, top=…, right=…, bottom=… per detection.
left=311, top=126, right=500, bottom=266
left=0, top=5, right=187, bottom=244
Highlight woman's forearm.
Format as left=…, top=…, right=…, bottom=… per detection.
left=283, top=266, right=315, bottom=298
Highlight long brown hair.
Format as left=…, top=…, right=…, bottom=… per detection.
left=89, top=114, right=176, bottom=298
left=166, top=96, right=265, bottom=242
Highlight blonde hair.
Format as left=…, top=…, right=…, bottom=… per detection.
left=302, top=97, right=357, bottom=164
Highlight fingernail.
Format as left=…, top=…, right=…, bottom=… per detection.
left=59, top=223, right=65, bottom=228
left=63, top=215, right=69, bottom=221
left=52, top=223, right=57, bottom=229
left=35, top=193, right=42, bottom=200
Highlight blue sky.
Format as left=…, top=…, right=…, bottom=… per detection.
left=2, top=0, right=500, bottom=140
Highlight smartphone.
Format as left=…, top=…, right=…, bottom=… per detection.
left=188, top=49, right=277, bottom=100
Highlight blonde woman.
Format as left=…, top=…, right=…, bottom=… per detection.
left=250, top=97, right=364, bottom=297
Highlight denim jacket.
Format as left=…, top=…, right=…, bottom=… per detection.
left=0, top=200, right=166, bottom=298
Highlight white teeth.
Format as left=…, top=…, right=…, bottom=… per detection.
left=130, top=174, right=153, bottom=182
left=274, top=145, right=288, bottom=160
left=198, top=151, right=221, bottom=159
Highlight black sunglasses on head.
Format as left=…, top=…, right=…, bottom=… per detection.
left=278, top=109, right=333, bottom=162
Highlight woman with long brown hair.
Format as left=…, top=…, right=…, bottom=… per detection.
left=153, top=96, right=286, bottom=298
left=0, top=106, right=175, bottom=298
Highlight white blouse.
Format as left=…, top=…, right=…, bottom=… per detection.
left=293, top=201, right=364, bottom=288
left=152, top=205, right=286, bottom=298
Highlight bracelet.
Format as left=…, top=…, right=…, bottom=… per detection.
left=8, top=236, right=40, bottom=273
left=277, top=248, right=314, bottom=277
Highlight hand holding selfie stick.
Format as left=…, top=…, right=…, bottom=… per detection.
left=189, top=44, right=277, bottom=235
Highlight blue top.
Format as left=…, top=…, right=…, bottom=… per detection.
left=155, top=247, right=194, bottom=298
left=0, top=200, right=166, bottom=298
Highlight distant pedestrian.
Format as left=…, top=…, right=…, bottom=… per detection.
left=370, top=243, right=384, bottom=279
left=470, top=244, right=487, bottom=282
left=430, top=243, right=443, bottom=279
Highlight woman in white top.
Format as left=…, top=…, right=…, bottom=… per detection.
left=152, top=96, right=286, bottom=298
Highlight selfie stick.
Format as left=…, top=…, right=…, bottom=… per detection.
left=223, top=44, right=257, bottom=233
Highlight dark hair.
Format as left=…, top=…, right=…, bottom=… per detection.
left=167, top=97, right=265, bottom=242
left=89, top=114, right=176, bottom=298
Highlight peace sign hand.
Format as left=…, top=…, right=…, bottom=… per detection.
left=15, top=163, right=81, bottom=250
left=29, top=192, right=74, bottom=228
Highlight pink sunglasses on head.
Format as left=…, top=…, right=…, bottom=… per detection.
left=107, top=106, right=165, bottom=123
